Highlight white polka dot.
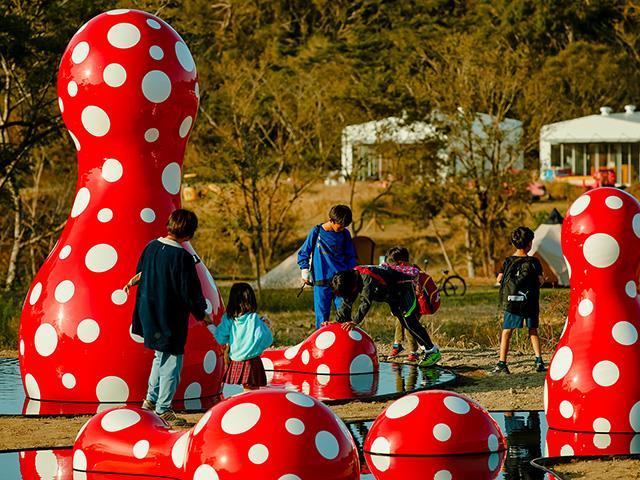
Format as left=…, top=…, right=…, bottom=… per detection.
left=54, top=280, right=75, bottom=303
left=96, top=376, right=129, bottom=402
left=433, top=423, right=452, bottom=442
left=594, top=434, right=611, bottom=449
left=103, top=63, right=127, bottom=87
left=77, top=319, right=100, bottom=343
left=578, top=298, right=594, bottom=316
left=58, top=97, right=64, bottom=113
left=69, top=131, right=81, bottom=150
left=133, top=440, right=149, bottom=459
left=142, top=70, right=172, bottom=103
left=350, top=354, right=373, bottom=374
left=59, top=245, right=72, bottom=259
left=71, top=41, right=90, bottom=64
left=171, top=433, right=189, bottom=468
left=569, top=195, right=590, bottom=216
left=144, top=128, right=159, bottom=142
left=194, top=410, right=212, bottom=436
left=68, top=81, right=78, bottom=97
left=85, top=244, right=118, bottom=273
left=487, top=434, right=499, bottom=452
left=634, top=214, right=640, bottom=238
left=278, top=476, right=301, bottom=480
left=193, top=464, right=219, bottom=480
left=348, top=330, right=363, bottom=341
left=605, top=196, right=623, bottom=209
left=593, top=418, right=611, bottom=432
left=138, top=208, right=156, bottom=223
left=560, top=444, right=574, bottom=456
left=369, top=437, right=390, bottom=471
left=284, top=343, right=302, bottom=359
left=248, top=444, right=269, bottom=464
left=19, top=340, right=24, bottom=355
left=612, top=321, right=638, bottom=346
left=221, top=403, right=261, bottom=434
left=317, top=364, right=330, bottom=375
left=204, top=350, right=217, bottom=374
left=564, top=255, right=572, bottom=279
left=434, top=471, right=453, bottom=480
left=559, top=400, right=574, bottom=419
left=632, top=434, right=640, bottom=453
left=261, top=357, right=274, bottom=371
left=550, top=346, right=573, bottom=381
left=543, top=379, right=548, bottom=414
left=175, top=42, right=195, bottom=72
left=300, top=350, right=310, bottom=364
left=101, top=159, right=123, bottom=182
left=129, top=325, right=143, bottom=343
left=106, top=9, right=129, bottom=14
left=81, top=106, right=110, bottom=137
left=25, top=373, right=40, bottom=398
left=315, top=431, right=339, bottom=460
left=630, top=401, right=640, bottom=431
left=162, top=162, right=181, bottom=194
left=285, top=418, right=305, bottom=435
left=185, top=382, right=202, bottom=398
left=97, top=208, right=113, bottom=223
left=147, top=19, right=161, bottom=29
left=149, top=45, right=164, bottom=60
left=386, top=395, right=419, bottom=419
left=73, top=450, right=87, bottom=470
left=35, top=450, right=57, bottom=478
left=111, top=289, right=128, bottom=305
left=107, top=23, right=140, bottom=49
left=71, top=187, right=90, bottom=217
left=315, top=331, right=336, bottom=350
left=592, top=360, right=620, bottom=387
left=194, top=82, right=200, bottom=98
left=205, top=299, right=213, bottom=315
left=286, top=392, right=315, bottom=407
left=29, top=282, right=43, bottom=305
left=101, top=409, right=140, bottom=432
left=583, top=233, right=620, bottom=268
left=444, top=395, right=471, bottom=415
left=179, top=116, right=193, bottom=138
left=626, top=281, right=637, bottom=298
left=62, top=373, right=76, bottom=389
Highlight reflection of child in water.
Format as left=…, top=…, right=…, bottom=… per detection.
left=502, top=411, right=543, bottom=478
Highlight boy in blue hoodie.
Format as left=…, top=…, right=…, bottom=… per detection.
left=298, top=205, right=357, bottom=329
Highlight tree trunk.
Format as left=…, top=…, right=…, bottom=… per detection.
left=5, top=180, right=22, bottom=290
left=465, top=222, right=476, bottom=279
left=430, top=220, right=454, bottom=272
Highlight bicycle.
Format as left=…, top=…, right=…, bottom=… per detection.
left=424, top=259, right=467, bottom=297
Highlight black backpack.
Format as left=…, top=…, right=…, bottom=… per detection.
left=500, top=257, right=537, bottom=315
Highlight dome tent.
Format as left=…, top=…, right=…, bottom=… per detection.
left=529, top=209, right=569, bottom=287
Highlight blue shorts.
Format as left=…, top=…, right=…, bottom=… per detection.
left=503, top=311, right=539, bottom=329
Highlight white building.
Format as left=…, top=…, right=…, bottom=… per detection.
left=341, top=113, right=523, bottom=179
left=539, top=106, right=640, bottom=186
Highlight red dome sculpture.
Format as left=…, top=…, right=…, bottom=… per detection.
left=19, top=449, right=72, bottom=480
left=18, top=8, right=224, bottom=405
left=545, top=187, right=640, bottom=433
left=261, top=323, right=378, bottom=375
left=545, top=428, right=640, bottom=457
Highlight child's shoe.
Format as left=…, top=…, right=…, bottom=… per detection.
left=142, top=399, right=156, bottom=411
left=158, top=409, right=187, bottom=427
left=535, top=357, right=547, bottom=372
left=490, top=361, right=510, bottom=375
left=418, top=345, right=441, bottom=367
left=407, top=352, right=419, bottom=362
left=390, top=344, right=404, bottom=357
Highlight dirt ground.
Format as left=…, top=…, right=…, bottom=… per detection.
left=553, top=458, right=640, bottom=479
left=0, top=346, right=546, bottom=450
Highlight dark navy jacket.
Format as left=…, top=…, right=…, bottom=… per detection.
left=131, top=238, right=207, bottom=355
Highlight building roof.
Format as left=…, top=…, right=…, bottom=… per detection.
left=541, top=107, right=640, bottom=143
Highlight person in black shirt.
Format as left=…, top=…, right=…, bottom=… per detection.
left=124, top=209, right=212, bottom=425
left=491, top=226, right=546, bottom=375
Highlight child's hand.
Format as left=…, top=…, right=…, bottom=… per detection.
left=261, top=315, right=271, bottom=327
left=340, top=321, right=357, bottom=331
left=203, top=314, right=214, bottom=325
left=320, top=321, right=333, bottom=327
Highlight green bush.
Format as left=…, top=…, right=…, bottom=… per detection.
left=545, top=181, right=585, bottom=202
left=0, top=291, right=21, bottom=349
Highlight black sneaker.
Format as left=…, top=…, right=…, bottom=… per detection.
left=535, top=358, right=547, bottom=372
left=490, top=361, right=510, bottom=375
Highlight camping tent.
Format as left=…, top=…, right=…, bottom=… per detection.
left=529, top=209, right=569, bottom=287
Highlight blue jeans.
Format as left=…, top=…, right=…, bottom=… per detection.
left=313, top=284, right=343, bottom=329
left=146, top=350, right=183, bottom=413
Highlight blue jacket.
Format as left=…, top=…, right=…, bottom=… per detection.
left=297, top=225, right=357, bottom=283
left=214, top=312, right=273, bottom=361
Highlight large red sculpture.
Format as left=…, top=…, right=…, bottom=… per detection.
left=73, top=390, right=360, bottom=479
left=545, top=187, right=640, bottom=433
left=18, top=9, right=224, bottom=405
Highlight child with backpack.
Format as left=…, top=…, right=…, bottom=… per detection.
left=384, top=247, right=441, bottom=362
left=492, top=226, right=546, bottom=375
left=214, top=283, right=273, bottom=390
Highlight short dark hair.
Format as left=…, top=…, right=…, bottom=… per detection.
left=167, top=209, right=198, bottom=239
left=329, top=205, right=353, bottom=227
left=331, top=270, right=362, bottom=298
left=226, top=282, right=258, bottom=318
left=511, top=226, right=534, bottom=249
left=386, top=246, right=410, bottom=264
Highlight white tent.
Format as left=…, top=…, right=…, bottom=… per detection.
left=529, top=209, right=569, bottom=287
left=260, top=251, right=301, bottom=289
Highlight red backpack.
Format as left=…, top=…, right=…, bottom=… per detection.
left=416, top=271, right=441, bottom=315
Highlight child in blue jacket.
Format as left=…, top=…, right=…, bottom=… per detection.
left=298, top=205, right=357, bottom=329
left=214, top=283, right=273, bottom=389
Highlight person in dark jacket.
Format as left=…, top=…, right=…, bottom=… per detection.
left=331, top=266, right=441, bottom=367
left=124, top=209, right=212, bottom=426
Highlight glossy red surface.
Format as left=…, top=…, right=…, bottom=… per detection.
left=545, top=187, right=640, bottom=433
left=545, top=427, right=640, bottom=457
left=18, top=9, right=224, bottom=404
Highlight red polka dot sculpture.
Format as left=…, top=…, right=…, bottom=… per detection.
left=18, top=9, right=224, bottom=406
left=19, top=449, right=72, bottom=480
left=363, top=390, right=506, bottom=479
left=545, top=427, right=640, bottom=457
left=73, top=390, right=360, bottom=479
left=261, top=323, right=379, bottom=375
left=545, top=187, right=640, bottom=433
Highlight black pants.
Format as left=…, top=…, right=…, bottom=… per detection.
left=389, top=285, right=434, bottom=351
